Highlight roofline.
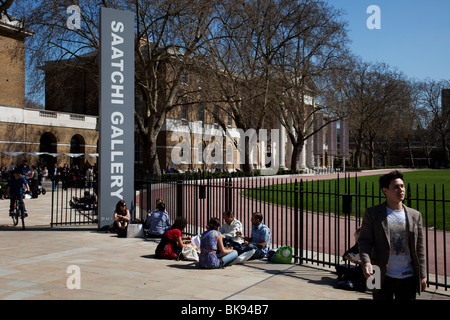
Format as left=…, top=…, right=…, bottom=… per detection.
left=0, top=14, right=34, bottom=37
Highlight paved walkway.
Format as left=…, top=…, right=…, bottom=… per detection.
left=0, top=179, right=449, bottom=302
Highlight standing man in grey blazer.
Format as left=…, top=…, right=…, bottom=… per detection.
left=359, top=170, right=427, bottom=300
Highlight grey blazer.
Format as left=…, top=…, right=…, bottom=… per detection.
left=359, top=202, right=426, bottom=293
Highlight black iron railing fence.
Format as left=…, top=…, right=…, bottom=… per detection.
left=134, top=173, right=448, bottom=290
left=51, top=173, right=449, bottom=290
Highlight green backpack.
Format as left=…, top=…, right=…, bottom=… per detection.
left=272, top=246, right=293, bottom=264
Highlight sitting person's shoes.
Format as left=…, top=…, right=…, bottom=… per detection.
left=176, top=251, right=184, bottom=261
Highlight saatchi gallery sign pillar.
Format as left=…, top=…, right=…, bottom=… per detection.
left=99, top=7, right=134, bottom=228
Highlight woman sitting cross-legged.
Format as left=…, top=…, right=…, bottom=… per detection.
left=199, top=217, right=238, bottom=269
left=114, top=200, right=130, bottom=238
left=155, top=217, right=191, bottom=260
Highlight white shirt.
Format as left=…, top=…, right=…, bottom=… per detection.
left=219, top=218, right=244, bottom=244
left=386, top=207, right=414, bottom=279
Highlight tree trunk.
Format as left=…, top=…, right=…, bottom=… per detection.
left=368, top=140, right=375, bottom=168
left=354, top=142, right=362, bottom=168
left=290, top=141, right=303, bottom=171
left=143, top=133, right=161, bottom=177
left=406, top=138, right=415, bottom=168
left=243, top=137, right=254, bottom=174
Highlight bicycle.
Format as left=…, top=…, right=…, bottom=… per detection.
left=9, top=195, right=25, bottom=230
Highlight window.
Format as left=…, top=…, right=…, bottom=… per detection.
left=226, top=144, right=233, bottom=164
left=180, top=141, right=188, bottom=163
left=198, top=143, right=203, bottom=164
left=211, top=146, right=217, bottom=163
left=198, top=104, right=204, bottom=122
left=214, top=105, right=219, bottom=124
left=181, top=98, right=188, bottom=120
left=181, top=105, right=187, bottom=120
left=135, top=140, right=143, bottom=165
left=181, top=72, right=188, bottom=85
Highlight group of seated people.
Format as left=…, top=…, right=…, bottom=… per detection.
left=113, top=198, right=271, bottom=269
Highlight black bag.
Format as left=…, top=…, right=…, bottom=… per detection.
left=335, top=264, right=366, bottom=291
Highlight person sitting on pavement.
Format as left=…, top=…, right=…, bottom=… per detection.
left=145, top=198, right=164, bottom=228
left=236, top=212, right=271, bottom=261
left=199, top=217, right=238, bottom=269
left=155, top=217, right=192, bottom=260
left=336, top=228, right=365, bottom=291
left=219, top=210, right=244, bottom=251
left=114, top=200, right=130, bottom=238
left=145, top=199, right=171, bottom=238
left=6, top=169, right=30, bottom=217
left=343, top=228, right=361, bottom=264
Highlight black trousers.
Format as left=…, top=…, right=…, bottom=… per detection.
left=373, top=275, right=417, bottom=300
left=31, top=179, right=39, bottom=198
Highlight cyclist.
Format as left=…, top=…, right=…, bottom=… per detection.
left=6, top=169, right=30, bottom=218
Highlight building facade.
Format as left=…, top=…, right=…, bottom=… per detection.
left=0, top=15, right=98, bottom=171
left=1, top=13, right=340, bottom=176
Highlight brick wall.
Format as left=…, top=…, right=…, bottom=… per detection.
left=0, top=33, right=25, bottom=108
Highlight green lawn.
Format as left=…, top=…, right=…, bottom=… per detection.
left=244, top=170, right=450, bottom=231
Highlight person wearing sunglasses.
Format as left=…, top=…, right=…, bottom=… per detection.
left=114, top=200, right=130, bottom=238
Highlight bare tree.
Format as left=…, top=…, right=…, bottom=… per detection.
left=389, top=82, right=418, bottom=168
left=417, top=79, right=450, bottom=167
left=132, top=0, right=216, bottom=175
left=21, top=0, right=219, bottom=175
left=202, top=0, right=348, bottom=172
left=414, top=107, right=439, bottom=167
left=269, top=0, right=348, bottom=171
left=200, top=0, right=284, bottom=173
left=331, top=57, right=410, bottom=168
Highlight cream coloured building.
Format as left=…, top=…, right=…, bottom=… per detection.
left=0, top=14, right=336, bottom=175
left=0, top=15, right=98, bottom=170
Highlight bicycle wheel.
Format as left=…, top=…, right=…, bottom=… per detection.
left=11, top=203, right=19, bottom=226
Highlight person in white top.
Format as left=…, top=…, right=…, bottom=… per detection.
left=219, top=210, right=244, bottom=251
left=359, top=170, right=426, bottom=300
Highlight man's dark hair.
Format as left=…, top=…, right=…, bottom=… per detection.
left=379, top=170, right=404, bottom=190
left=223, top=210, right=234, bottom=218
left=253, top=212, right=263, bottom=223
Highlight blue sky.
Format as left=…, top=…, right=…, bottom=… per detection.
left=11, top=0, right=449, bottom=99
left=330, top=0, right=450, bottom=81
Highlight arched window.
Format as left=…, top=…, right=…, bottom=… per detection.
left=70, top=135, right=85, bottom=167
left=226, top=144, right=233, bottom=164
left=39, top=132, right=57, bottom=168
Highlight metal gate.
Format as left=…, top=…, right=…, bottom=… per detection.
left=50, top=177, right=98, bottom=227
